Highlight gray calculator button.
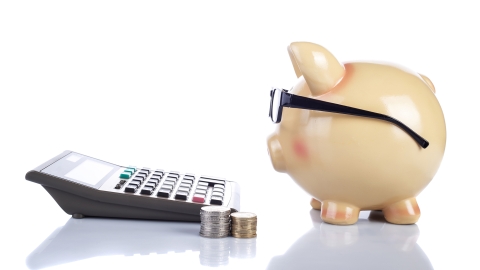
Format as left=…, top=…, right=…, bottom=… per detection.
left=140, top=187, right=154, bottom=195
left=210, top=196, right=223, bottom=205
left=144, top=184, right=156, bottom=189
left=180, top=183, right=191, bottom=188
left=130, top=180, right=141, bottom=186
left=133, top=176, right=145, bottom=181
left=157, top=189, right=171, bottom=198
left=163, top=180, right=175, bottom=186
left=213, top=184, right=225, bottom=190
left=150, top=176, right=161, bottom=181
left=178, top=187, right=190, bottom=193
left=195, top=189, right=207, bottom=195
left=124, top=185, right=138, bottom=193
left=175, top=191, right=188, bottom=200
left=212, top=191, right=223, bottom=197
left=137, top=172, right=148, bottom=178
left=213, top=188, right=224, bottom=194
left=182, top=179, right=194, bottom=185
left=147, top=180, right=158, bottom=186
left=196, top=185, right=207, bottom=191
left=197, top=181, right=208, bottom=187
left=162, top=184, right=174, bottom=190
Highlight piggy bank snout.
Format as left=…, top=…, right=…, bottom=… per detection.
left=267, top=134, right=286, bottom=172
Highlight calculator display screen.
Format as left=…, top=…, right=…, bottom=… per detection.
left=64, top=159, right=114, bottom=186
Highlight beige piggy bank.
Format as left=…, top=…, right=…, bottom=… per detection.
left=267, top=42, right=446, bottom=225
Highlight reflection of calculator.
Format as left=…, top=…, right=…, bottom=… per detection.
left=25, top=151, right=240, bottom=222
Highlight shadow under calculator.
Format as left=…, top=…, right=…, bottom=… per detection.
left=26, top=217, right=255, bottom=269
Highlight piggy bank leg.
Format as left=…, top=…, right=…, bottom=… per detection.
left=310, top=198, right=322, bottom=210
left=382, top=198, right=420, bottom=224
left=320, top=200, right=359, bottom=225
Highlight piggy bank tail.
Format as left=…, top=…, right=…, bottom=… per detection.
left=419, top=74, right=436, bottom=93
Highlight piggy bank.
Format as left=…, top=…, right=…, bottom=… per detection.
left=267, top=42, right=446, bottom=225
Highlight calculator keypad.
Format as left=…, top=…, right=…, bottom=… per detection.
left=115, top=167, right=228, bottom=206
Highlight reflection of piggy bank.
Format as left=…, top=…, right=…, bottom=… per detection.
left=267, top=42, right=446, bottom=225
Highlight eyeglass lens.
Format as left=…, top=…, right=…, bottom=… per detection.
left=271, top=89, right=282, bottom=123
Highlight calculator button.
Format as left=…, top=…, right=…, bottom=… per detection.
left=115, top=184, right=121, bottom=189
left=130, top=180, right=141, bottom=186
left=133, top=175, right=145, bottom=181
left=197, top=182, right=208, bottom=187
left=213, top=188, right=224, bottom=194
left=193, top=194, right=205, bottom=203
left=140, top=187, right=154, bottom=195
left=181, top=179, right=194, bottom=185
left=157, top=189, right=171, bottom=198
left=196, top=185, right=207, bottom=191
left=125, top=185, right=138, bottom=193
left=168, top=172, right=180, bottom=177
left=144, top=184, right=156, bottom=189
left=119, top=172, right=132, bottom=179
left=213, top=184, right=224, bottom=190
left=162, top=184, right=174, bottom=190
left=183, top=175, right=195, bottom=180
left=150, top=176, right=161, bottom=182
left=141, top=167, right=151, bottom=173
left=124, top=168, right=135, bottom=174
left=194, top=189, right=207, bottom=195
left=210, top=196, right=223, bottom=205
left=178, top=187, right=190, bottom=193
left=163, top=179, right=176, bottom=185
left=147, top=180, right=159, bottom=186
left=175, top=191, right=188, bottom=200
left=212, top=191, right=223, bottom=197
left=126, top=166, right=137, bottom=172
left=200, top=177, right=225, bottom=186
left=180, top=183, right=191, bottom=189
left=137, top=172, right=148, bottom=178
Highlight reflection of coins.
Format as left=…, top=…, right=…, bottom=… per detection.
left=199, top=237, right=229, bottom=266
left=230, top=237, right=256, bottom=259
left=231, top=212, right=257, bottom=238
left=200, top=206, right=231, bottom=238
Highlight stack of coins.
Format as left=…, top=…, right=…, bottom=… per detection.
left=231, top=212, right=257, bottom=238
left=199, top=206, right=231, bottom=238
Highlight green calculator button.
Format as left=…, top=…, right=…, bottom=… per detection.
left=124, top=168, right=135, bottom=174
left=127, top=166, right=137, bottom=172
left=120, top=172, right=132, bottom=179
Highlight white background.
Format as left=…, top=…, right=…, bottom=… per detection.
left=1, top=1, right=479, bottom=269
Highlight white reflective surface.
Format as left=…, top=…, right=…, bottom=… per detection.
left=23, top=210, right=434, bottom=270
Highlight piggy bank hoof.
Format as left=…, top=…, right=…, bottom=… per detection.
left=382, top=198, right=421, bottom=224
left=310, top=198, right=322, bottom=210
left=320, top=201, right=360, bottom=225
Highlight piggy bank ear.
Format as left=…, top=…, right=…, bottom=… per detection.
left=288, top=42, right=345, bottom=96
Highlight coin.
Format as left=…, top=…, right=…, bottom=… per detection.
left=230, top=212, right=257, bottom=239
left=200, top=206, right=231, bottom=215
left=231, top=212, right=257, bottom=219
left=200, top=206, right=232, bottom=238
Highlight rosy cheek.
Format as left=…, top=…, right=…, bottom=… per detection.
left=293, top=139, right=309, bottom=159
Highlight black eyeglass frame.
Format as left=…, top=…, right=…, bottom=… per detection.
left=269, top=88, right=429, bottom=149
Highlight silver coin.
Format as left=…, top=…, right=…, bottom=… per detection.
left=201, top=224, right=230, bottom=228
left=200, top=206, right=231, bottom=215
left=200, top=228, right=231, bottom=233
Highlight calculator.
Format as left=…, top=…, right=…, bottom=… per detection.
left=25, top=150, right=240, bottom=222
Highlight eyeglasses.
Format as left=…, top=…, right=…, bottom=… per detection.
left=269, top=88, right=429, bottom=149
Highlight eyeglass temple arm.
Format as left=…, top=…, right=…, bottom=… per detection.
left=284, top=93, right=429, bottom=149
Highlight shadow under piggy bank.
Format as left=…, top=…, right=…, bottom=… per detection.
left=267, top=210, right=433, bottom=270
